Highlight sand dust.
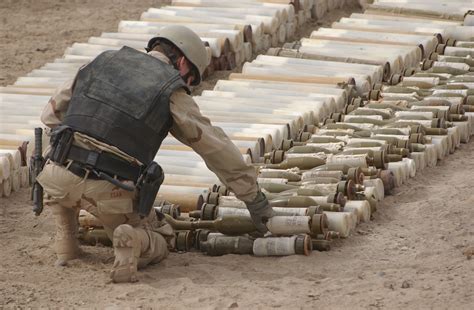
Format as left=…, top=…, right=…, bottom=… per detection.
left=1, top=1, right=473, bottom=309
left=0, top=0, right=169, bottom=87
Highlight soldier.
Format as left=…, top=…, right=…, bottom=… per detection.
left=36, top=26, right=274, bottom=283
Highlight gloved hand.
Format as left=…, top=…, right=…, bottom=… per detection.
left=245, top=190, right=274, bottom=235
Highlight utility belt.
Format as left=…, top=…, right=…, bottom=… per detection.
left=66, top=161, right=101, bottom=180
left=49, top=126, right=164, bottom=218
left=65, top=145, right=141, bottom=183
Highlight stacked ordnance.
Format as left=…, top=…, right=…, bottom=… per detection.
left=77, top=120, right=389, bottom=256
left=0, top=145, right=29, bottom=197
left=2, top=0, right=345, bottom=96
left=0, top=93, right=50, bottom=197
left=76, top=1, right=474, bottom=257
left=2, top=0, right=473, bottom=257
left=1, top=0, right=354, bottom=199
left=362, top=0, right=473, bottom=26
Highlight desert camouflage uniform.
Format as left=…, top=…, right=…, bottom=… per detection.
left=37, top=51, right=258, bottom=280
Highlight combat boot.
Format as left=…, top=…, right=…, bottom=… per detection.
left=52, top=204, right=81, bottom=266
left=110, top=224, right=141, bottom=283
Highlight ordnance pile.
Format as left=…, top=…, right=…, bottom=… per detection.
left=1, top=0, right=348, bottom=198
left=78, top=1, right=474, bottom=257
left=0, top=147, right=29, bottom=197
left=1, top=0, right=473, bottom=257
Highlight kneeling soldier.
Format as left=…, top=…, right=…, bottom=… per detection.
left=36, top=26, right=274, bottom=283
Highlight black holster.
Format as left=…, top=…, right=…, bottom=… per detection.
left=137, top=162, right=164, bottom=218
left=49, top=126, right=74, bottom=165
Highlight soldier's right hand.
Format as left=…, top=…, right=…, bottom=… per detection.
left=245, top=190, right=274, bottom=235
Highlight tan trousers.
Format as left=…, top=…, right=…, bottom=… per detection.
left=37, top=161, right=172, bottom=266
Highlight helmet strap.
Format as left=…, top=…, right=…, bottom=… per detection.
left=181, top=70, right=194, bottom=85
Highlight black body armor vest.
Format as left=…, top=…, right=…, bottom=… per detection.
left=63, top=46, right=189, bottom=165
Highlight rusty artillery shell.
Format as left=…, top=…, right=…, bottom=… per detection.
left=211, top=184, right=230, bottom=196
left=175, top=230, right=195, bottom=252
left=155, top=204, right=181, bottom=219
left=379, top=170, right=396, bottom=194
left=201, top=203, right=218, bottom=220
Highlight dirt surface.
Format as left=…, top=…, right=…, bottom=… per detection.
left=0, top=0, right=170, bottom=87
left=1, top=1, right=473, bottom=309
left=2, top=141, right=473, bottom=309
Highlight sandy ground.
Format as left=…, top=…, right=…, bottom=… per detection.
left=0, top=0, right=169, bottom=87
left=1, top=1, right=473, bottom=309
left=2, top=141, right=473, bottom=309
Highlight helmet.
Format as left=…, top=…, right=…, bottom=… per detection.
left=147, top=25, right=209, bottom=86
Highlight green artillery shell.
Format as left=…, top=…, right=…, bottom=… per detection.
left=77, top=228, right=112, bottom=247
left=200, top=235, right=254, bottom=256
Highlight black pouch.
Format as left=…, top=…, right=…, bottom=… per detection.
left=49, top=126, right=75, bottom=165
left=137, top=162, right=164, bottom=218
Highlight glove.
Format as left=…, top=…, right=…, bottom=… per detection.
left=245, top=190, right=274, bottom=235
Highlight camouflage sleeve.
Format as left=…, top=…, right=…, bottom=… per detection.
left=40, top=73, right=80, bottom=128
left=169, top=89, right=258, bottom=203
